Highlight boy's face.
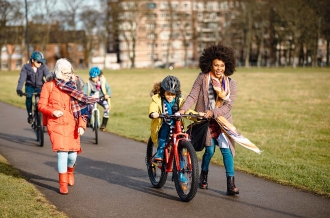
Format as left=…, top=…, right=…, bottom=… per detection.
left=91, top=76, right=99, bottom=83
left=164, top=91, right=176, bottom=102
left=32, top=59, right=42, bottom=68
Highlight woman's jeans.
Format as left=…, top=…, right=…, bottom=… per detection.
left=201, top=138, right=234, bottom=177
left=57, top=151, right=77, bottom=173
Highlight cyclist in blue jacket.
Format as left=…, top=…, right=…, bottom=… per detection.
left=16, top=51, right=50, bottom=124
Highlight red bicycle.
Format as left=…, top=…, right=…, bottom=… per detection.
left=146, top=114, right=201, bottom=202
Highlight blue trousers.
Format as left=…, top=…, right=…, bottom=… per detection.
left=201, top=138, right=234, bottom=177
left=25, top=85, right=41, bottom=115
left=57, top=151, right=77, bottom=173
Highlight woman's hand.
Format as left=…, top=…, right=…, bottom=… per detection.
left=178, top=109, right=185, bottom=114
left=52, top=110, right=63, bottom=118
left=204, top=110, right=214, bottom=119
left=104, top=94, right=109, bottom=100
left=78, top=127, right=85, bottom=135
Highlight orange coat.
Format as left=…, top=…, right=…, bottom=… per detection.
left=38, top=81, right=86, bottom=152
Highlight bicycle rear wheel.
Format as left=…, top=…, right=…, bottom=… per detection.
left=173, top=140, right=198, bottom=202
left=146, top=137, right=167, bottom=188
left=94, top=111, right=98, bottom=144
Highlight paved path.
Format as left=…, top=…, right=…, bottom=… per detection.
left=0, top=101, right=329, bottom=218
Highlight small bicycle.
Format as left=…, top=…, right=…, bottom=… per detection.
left=23, top=92, right=44, bottom=147
left=145, top=113, right=202, bottom=202
left=89, top=100, right=101, bottom=144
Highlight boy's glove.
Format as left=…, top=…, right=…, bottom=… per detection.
left=45, top=73, right=54, bottom=82
left=16, top=90, right=23, bottom=96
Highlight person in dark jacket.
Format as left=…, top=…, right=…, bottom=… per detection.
left=16, top=51, right=50, bottom=123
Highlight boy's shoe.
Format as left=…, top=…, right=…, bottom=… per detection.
left=100, top=117, right=108, bottom=132
left=179, top=172, right=188, bottom=183
left=152, top=150, right=164, bottom=162
left=27, top=114, right=33, bottom=124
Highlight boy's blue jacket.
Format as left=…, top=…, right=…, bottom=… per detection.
left=17, top=63, right=50, bottom=90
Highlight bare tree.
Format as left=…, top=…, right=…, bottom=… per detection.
left=29, top=0, right=58, bottom=55
left=0, top=0, right=22, bottom=70
left=111, top=0, right=150, bottom=68
left=79, top=8, right=102, bottom=68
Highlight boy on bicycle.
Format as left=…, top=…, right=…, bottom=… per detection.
left=148, top=75, right=188, bottom=183
left=83, top=67, right=111, bottom=131
left=16, top=51, right=50, bottom=123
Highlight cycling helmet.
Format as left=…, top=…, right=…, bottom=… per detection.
left=161, top=75, right=181, bottom=95
left=89, top=67, right=101, bottom=78
left=31, top=51, right=45, bottom=64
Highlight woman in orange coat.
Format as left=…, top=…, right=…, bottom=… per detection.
left=38, top=58, right=98, bottom=194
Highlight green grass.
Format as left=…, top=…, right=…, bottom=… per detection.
left=0, top=155, right=68, bottom=218
left=0, top=67, right=329, bottom=216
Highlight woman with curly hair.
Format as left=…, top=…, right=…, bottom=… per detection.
left=178, top=43, right=239, bottom=195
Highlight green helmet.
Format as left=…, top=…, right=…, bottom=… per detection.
left=31, top=51, right=46, bottom=64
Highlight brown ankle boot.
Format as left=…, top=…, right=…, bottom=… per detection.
left=199, top=170, right=208, bottom=189
left=227, top=176, right=239, bottom=195
left=67, top=165, right=75, bottom=186
left=59, top=173, right=68, bottom=194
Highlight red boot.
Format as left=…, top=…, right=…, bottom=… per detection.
left=59, top=173, right=68, bottom=194
left=67, top=165, right=75, bottom=186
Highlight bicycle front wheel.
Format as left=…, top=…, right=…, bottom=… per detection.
left=173, top=140, right=199, bottom=202
left=94, top=111, right=98, bottom=144
left=36, top=112, right=44, bottom=147
left=146, top=137, right=167, bottom=188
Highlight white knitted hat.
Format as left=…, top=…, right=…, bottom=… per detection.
left=53, top=58, right=73, bottom=80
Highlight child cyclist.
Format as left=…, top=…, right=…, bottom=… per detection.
left=148, top=75, right=188, bottom=183
left=83, top=67, right=111, bottom=131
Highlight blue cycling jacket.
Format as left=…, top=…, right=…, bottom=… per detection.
left=17, top=63, right=50, bottom=90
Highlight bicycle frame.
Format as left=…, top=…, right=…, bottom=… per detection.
left=163, top=118, right=191, bottom=173
left=90, top=102, right=100, bottom=128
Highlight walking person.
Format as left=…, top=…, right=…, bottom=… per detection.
left=16, top=51, right=50, bottom=124
left=38, top=58, right=98, bottom=194
left=178, top=43, right=239, bottom=195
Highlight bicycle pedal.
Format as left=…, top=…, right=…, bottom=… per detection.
left=181, top=183, right=188, bottom=191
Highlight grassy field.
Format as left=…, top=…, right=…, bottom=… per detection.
left=0, top=67, right=329, bottom=216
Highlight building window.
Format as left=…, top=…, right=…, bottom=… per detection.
left=147, top=3, right=156, bottom=9
left=16, top=60, right=22, bottom=68
left=2, top=62, right=8, bottom=69
left=78, top=45, right=83, bottom=52
left=15, top=46, right=21, bottom=53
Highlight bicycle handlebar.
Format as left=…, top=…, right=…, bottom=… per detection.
left=22, top=92, right=40, bottom=96
left=158, top=113, right=207, bottom=120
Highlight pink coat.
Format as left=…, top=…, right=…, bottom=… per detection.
left=38, top=81, right=86, bottom=152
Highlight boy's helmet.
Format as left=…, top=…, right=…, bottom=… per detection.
left=89, top=67, right=101, bottom=78
left=161, top=75, right=180, bottom=95
left=31, top=51, right=45, bottom=64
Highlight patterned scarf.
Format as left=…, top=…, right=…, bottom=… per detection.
left=215, top=116, right=261, bottom=154
left=55, top=78, right=99, bottom=122
left=209, top=72, right=231, bottom=108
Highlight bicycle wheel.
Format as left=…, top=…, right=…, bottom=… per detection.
left=173, top=140, right=199, bottom=202
left=36, top=112, right=44, bottom=147
left=94, top=111, right=98, bottom=144
left=146, top=137, right=167, bottom=188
